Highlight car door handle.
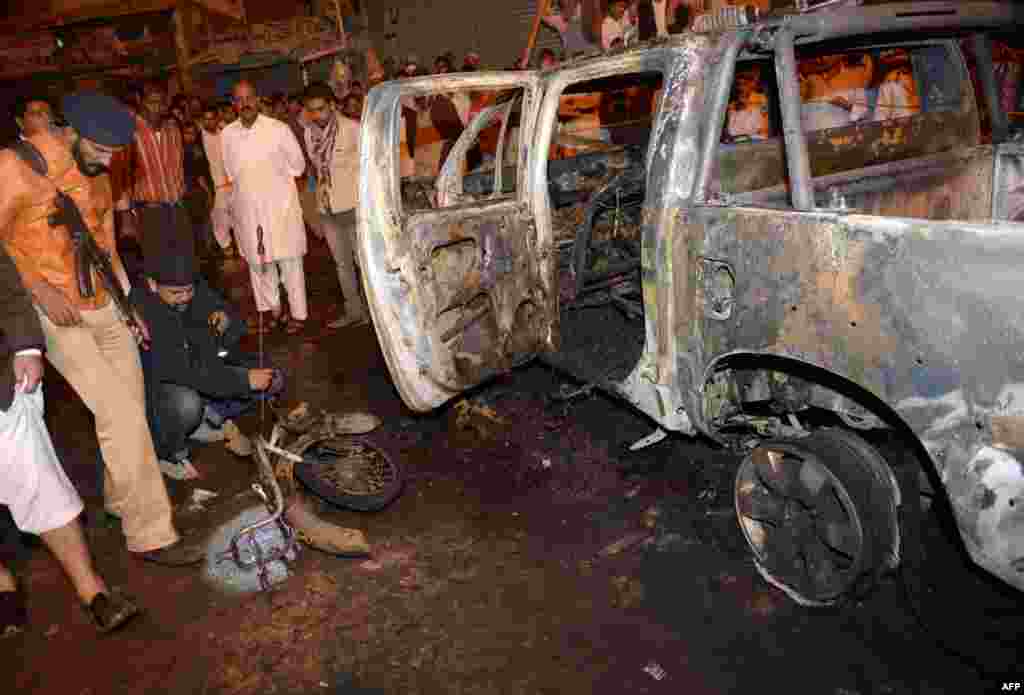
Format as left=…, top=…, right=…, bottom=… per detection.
left=701, top=258, right=735, bottom=321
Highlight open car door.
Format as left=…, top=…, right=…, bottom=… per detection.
left=357, top=73, right=557, bottom=412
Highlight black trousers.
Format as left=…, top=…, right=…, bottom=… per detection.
left=145, top=382, right=206, bottom=461
left=142, top=352, right=282, bottom=461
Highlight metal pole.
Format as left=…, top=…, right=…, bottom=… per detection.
left=693, top=32, right=744, bottom=202
left=970, top=32, right=1008, bottom=145
left=774, top=26, right=814, bottom=211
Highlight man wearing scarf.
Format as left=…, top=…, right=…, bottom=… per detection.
left=302, top=83, right=369, bottom=329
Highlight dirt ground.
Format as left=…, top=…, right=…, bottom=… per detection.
left=1, top=237, right=1021, bottom=695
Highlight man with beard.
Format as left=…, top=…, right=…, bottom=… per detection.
left=0, top=90, right=202, bottom=564
left=221, top=80, right=309, bottom=335
left=302, top=84, right=369, bottom=329
left=114, top=81, right=191, bottom=268
left=132, top=234, right=282, bottom=476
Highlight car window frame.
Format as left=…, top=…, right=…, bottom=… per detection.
left=387, top=73, right=542, bottom=220
left=703, top=35, right=979, bottom=210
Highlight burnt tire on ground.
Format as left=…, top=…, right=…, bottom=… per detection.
left=734, top=428, right=900, bottom=607
left=294, top=438, right=405, bottom=513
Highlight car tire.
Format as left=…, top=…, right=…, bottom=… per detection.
left=734, top=427, right=900, bottom=606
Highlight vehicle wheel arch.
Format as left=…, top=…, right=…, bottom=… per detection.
left=697, top=350, right=931, bottom=604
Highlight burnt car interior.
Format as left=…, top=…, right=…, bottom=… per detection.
left=536, top=70, right=662, bottom=386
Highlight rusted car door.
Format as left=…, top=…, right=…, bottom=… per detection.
left=357, top=73, right=556, bottom=412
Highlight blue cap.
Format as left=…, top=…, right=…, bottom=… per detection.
left=60, top=91, right=135, bottom=147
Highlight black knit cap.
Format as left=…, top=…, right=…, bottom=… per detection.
left=146, top=230, right=196, bottom=287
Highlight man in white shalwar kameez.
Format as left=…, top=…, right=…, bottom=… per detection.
left=221, top=81, right=310, bottom=334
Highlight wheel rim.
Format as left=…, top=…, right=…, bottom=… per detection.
left=305, top=440, right=398, bottom=498
left=735, top=442, right=865, bottom=604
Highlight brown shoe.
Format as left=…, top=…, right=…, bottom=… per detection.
left=134, top=539, right=205, bottom=567
left=86, top=590, right=140, bottom=634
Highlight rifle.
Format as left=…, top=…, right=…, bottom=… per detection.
left=49, top=190, right=148, bottom=347
left=8, top=140, right=147, bottom=347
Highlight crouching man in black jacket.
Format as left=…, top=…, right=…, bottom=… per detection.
left=132, top=239, right=283, bottom=480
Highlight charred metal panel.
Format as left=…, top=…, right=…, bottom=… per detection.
left=692, top=206, right=1024, bottom=591
left=407, top=203, right=549, bottom=387
left=696, top=208, right=901, bottom=401
left=806, top=111, right=979, bottom=179
left=357, top=72, right=548, bottom=412
left=731, top=148, right=999, bottom=225
left=853, top=147, right=994, bottom=221
left=714, top=111, right=980, bottom=200
left=716, top=139, right=787, bottom=197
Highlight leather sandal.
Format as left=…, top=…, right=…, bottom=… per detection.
left=85, top=589, right=140, bottom=634
left=284, top=318, right=305, bottom=335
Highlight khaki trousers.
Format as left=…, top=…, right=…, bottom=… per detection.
left=39, top=301, right=178, bottom=553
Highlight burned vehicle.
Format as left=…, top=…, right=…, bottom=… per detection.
left=357, top=1, right=1024, bottom=606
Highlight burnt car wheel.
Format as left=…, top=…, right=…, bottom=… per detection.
left=734, top=428, right=900, bottom=606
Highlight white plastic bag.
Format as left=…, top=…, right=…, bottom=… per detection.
left=0, top=387, right=83, bottom=534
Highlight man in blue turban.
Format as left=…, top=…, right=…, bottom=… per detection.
left=0, top=90, right=204, bottom=568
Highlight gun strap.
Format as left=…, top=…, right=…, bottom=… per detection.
left=7, top=140, right=97, bottom=298
left=10, top=139, right=49, bottom=177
